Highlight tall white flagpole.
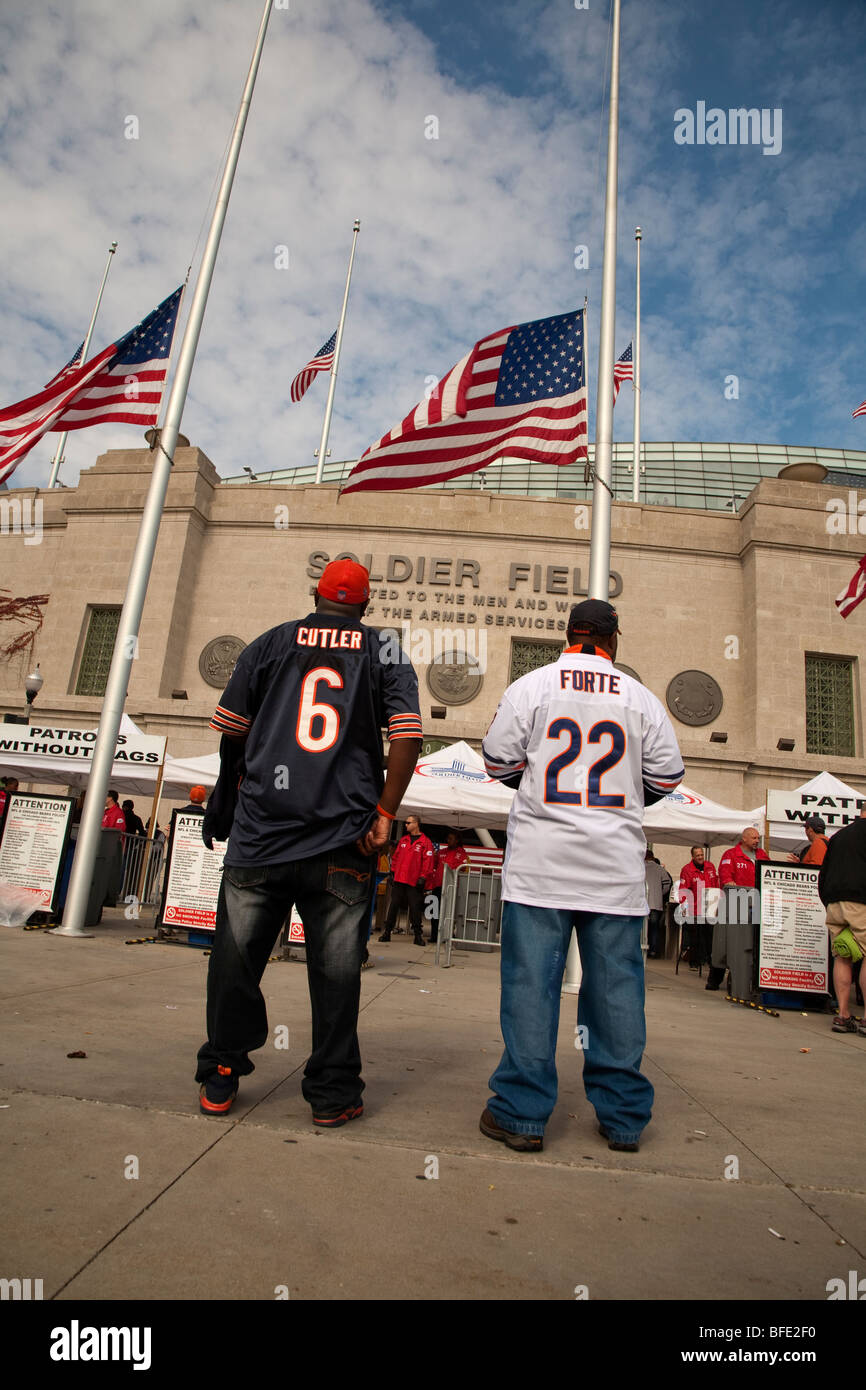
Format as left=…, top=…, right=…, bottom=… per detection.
left=55, top=0, right=274, bottom=938
left=632, top=225, right=642, bottom=503
left=314, top=218, right=361, bottom=484
left=48, top=241, right=118, bottom=489
left=588, top=0, right=621, bottom=600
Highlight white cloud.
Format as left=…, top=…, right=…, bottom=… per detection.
left=1, top=0, right=865, bottom=496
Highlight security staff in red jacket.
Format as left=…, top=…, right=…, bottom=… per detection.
left=677, top=846, right=719, bottom=968
left=380, top=815, right=434, bottom=946
left=706, top=827, right=769, bottom=990
left=426, top=829, right=468, bottom=943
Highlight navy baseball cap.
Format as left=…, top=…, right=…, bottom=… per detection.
left=567, top=599, right=620, bottom=636
left=804, top=815, right=826, bottom=833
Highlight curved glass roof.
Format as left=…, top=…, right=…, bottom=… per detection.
left=224, top=442, right=866, bottom=512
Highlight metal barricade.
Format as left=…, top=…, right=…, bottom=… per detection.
left=435, top=861, right=503, bottom=967
left=119, top=833, right=165, bottom=908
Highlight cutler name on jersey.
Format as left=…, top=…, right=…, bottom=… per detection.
left=483, top=644, right=684, bottom=915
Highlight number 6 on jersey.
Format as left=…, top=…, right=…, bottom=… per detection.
left=296, top=667, right=343, bottom=751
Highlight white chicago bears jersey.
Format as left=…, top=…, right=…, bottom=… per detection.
left=483, top=647, right=684, bottom=914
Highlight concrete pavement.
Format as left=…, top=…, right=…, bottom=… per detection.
left=1, top=915, right=863, bottom=1302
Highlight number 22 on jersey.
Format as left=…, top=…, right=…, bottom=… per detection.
left=544, top=717, right=626, bottom=807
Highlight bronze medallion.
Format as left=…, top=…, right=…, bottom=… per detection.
left=426, top=653, right=483, bottom=707
left=666, top=669, right=723, bottom=726
left=199, top=636, right=246, bottom=689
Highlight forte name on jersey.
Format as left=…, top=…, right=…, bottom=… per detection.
left=560, top=669, right=621, bottom=694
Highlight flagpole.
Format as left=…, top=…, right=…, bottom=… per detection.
left=54, top=0, right=273, bottom=938
left=588, top=0, right=621, bottom=600
left=314, top=219, right=361, bottom=485
left=632, top=225, right=642, bottom=503
left=48, top=241, right=118, bottom=489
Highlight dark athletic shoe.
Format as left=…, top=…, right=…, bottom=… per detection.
left=312, top=1100, right=364, bottom=1128
left=598, top=1123, right=639, bottom=1152
left=199, top=1064, right=238, bottom=1116
left=831, top=1015, right=858, bottom=1034
left=479, top=1107, right=543, bottom=1152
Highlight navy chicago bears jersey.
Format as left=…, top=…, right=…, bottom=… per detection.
left=210, top=612, right=422, bottom=864
left=482, top=645, right=684, bottom=914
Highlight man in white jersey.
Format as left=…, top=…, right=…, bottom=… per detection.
left=479, top=599, right=684, bottom=1153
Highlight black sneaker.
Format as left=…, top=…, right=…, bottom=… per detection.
left=378, top=932, right=391, bottom=942
left=598, top=1123, right=639, bottom=1152
left=479, top=1107, right=543, bottom=1152
left=413, top=934, right=425, bottom=946
left=312, top=1100, right=364, bottom=1128
left=199, top=1064, right=238, bottom=1116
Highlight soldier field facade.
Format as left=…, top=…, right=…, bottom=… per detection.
left=2, top=440, right=866, bottom=819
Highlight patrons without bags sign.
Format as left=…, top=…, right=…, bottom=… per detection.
left=160, top=812, right=226, bottom=932
left=757, top=862, right=829, bottom=993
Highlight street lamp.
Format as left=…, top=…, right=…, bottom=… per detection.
left=24, top=664, right=43, bottom=720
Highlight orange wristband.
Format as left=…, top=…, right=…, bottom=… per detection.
left=376, top=803, right=396, bottom=820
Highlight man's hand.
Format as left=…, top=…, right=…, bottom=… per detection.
left=356, top=813, right=392, bottom=857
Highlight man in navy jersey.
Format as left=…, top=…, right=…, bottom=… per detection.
left=480, top=599, right=684, bottom=1154
left=195, top=559, right=422, bottom=1125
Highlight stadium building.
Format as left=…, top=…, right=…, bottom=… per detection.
left=2, top=439, right=866, bottom=817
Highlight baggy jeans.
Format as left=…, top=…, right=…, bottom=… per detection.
left=195, top=844, right=374, bottom=1113
left=487, top=901, right=653, bottom=1147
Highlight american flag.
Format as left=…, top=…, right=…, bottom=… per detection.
left=854, top=397, right=866, bottom=419
left=613, top=342, right=633, bottom=405
left=341, top=308, right=587, bottom=495
left=0, top=287, right=182, bottom=486
left=835, top=556, right=866, bottom=619
left=290, top=329, right=337, bottom=403
left=43, top=341, right=85, bottom=390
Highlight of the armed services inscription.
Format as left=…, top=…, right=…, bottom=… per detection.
left=666, top=670, right=723, bottom=726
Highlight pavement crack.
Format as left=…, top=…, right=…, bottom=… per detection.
left=50, top=1125, right=238, bottom=1300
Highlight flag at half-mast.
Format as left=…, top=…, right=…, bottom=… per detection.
left=291, top=329, right=338, bottom=403
left=836, top=555, right=866, bottom=619
left=613, top=342, right=633, bottom=405
left=340, top=307, right=587, bottom=495
left=0, top=286, right=182, bottom=486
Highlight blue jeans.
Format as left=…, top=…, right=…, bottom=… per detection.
left=487, top=902, right=653, bottom=1146
left=195, top=844, right=373, bottom=1112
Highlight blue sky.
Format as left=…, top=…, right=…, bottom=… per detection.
left=1, top=0, right=865, bottom=489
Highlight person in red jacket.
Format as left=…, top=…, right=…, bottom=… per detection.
left=379, top=815, right=434, bottom=946
left=426, top=829, right=468, bottom=944
left=102, top=789, right=127, bottom=830
left=677, top=846, right=719, bottom=969
left=707, top=826, right=769, bottom=990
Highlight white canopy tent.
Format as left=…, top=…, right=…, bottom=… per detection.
left=397, top=740, right=514, bottom=830
left=642, top=784, right=765, bottom=849
left=398, top=748, right=764, bottom=848
left=0, top=718, right=223, bottom=802
left=765, top=770, right=865, bottom=852
left=0, top=715, right=167, bottom=796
